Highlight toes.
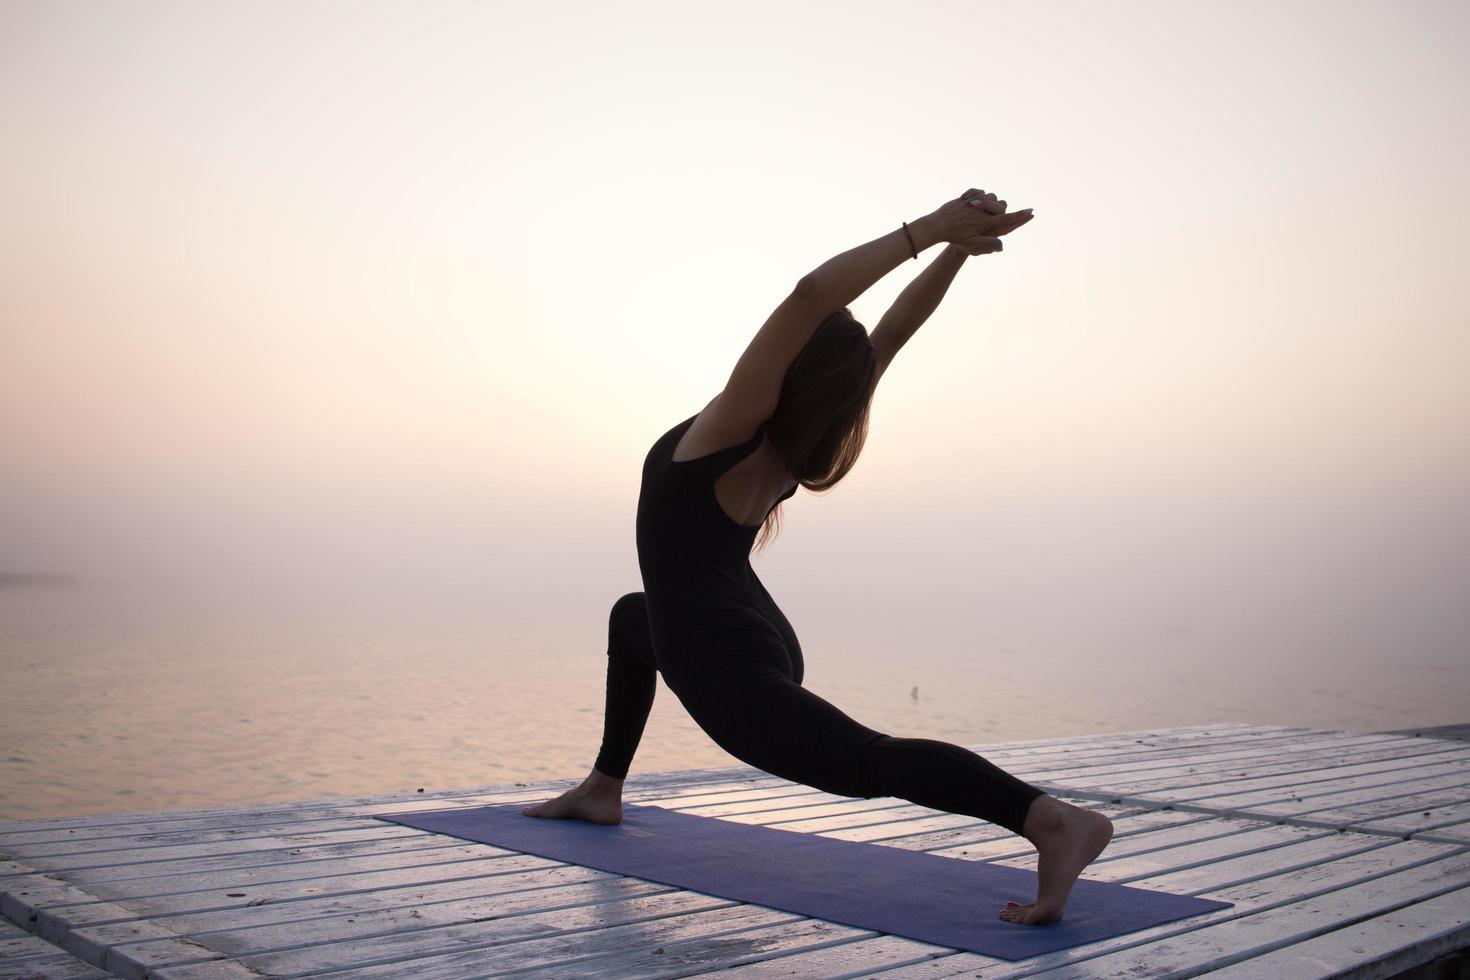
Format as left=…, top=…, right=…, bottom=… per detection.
left=999, top=901, right=1039, bottom=925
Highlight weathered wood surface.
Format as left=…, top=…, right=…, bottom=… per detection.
left=0, top=916, right=112, bottom=978
left=1, top=723, right=1465, bottom=978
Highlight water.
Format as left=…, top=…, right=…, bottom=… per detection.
left=4, top=580, right=1465, bottom=822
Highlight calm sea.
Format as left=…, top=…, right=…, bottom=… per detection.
left=2, top=582, right=1466, bottom=821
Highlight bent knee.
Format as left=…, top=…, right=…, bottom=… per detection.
left=608, top=591, right=654, bottom=663
left=609, top=591, right=647, bottom=633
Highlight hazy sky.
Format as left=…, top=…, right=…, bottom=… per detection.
left=2, top=1, right=1467, bottom=668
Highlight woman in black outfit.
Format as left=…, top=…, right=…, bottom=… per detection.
left=524, top=188, right=1113, bottom=925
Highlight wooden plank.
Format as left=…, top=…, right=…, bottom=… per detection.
left=934, top=815, right=1250, bottom=867
left=1414, top=817, right=1470, bottom=844
left=905, top=809, right=1203, bottom=859
left=948, top=723, right=1276, bottom=755
left=33, top=852, right=565, bottom=931
left=1024, top=825, right=1338, bottom=885
left=1352, top=800, right=1470, bottom=839
left=1253, top=784, right=1470, bottom=835
left=1202, top=883, right=1470, bottom=979
left=863, top=839, right=1464, bottom=978
left=0, top=765, right=788, bottom=844
left=1090, top=785, right=1470, bottom=840
left=685, top=934, right=949, bottom=977
left=0, top=955, right=115, bottom=979
left=1040, top=752, right=1464, bottom=811
left=2, top=825, right=435, bottom=874
left=760, top=807, right=989, bottom=839
left=675, top=790, right=903, bottom=822
left=68, top=863, right=647, bottom=958
left=1234, top=772, right=1470, bottom=819
left=1034, top=729, right=1401, bottom=766
left=1161, top=752, right=1470, bottom=810
left=1, top=872, right=235, bottom=974
left=1004, top=851, right=1470, bottom=978
left=1081, top=743, right=1470, bottom=803
left=1004, top=731, right=1372, bottom=786
left=546, top=918, right=893, bottom=979
left=48, top=839, right=517, bottom=894
left=1020, top=734, right=1425, bottom=789
left=0, top=774, right=789, bottom=852
left=150, top=902, right=818, bottom=980
left=993, top=725, right=1324, bottom=762
left=3, top=817, right=420, bottom=863
left=44, top=841, right=532, bottom=910
left=0, top=782, right=807, bottom=882
left=128, top=886, right=741, bottom=978
left=1121, top=833, right=1395, bottom=897
left=649, top=783, right=830, bottom=814
left=0, top=917, right=114, bottom=979
left=1380, top=724, right=1470, bottom=742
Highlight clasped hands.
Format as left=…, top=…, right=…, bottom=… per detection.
left=931, top=188, right=1035, bottom=257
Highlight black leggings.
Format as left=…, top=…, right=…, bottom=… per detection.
left=593, top=592, right=1045, bottom=836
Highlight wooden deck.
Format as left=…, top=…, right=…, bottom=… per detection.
left=2, top=723, right=1468, bottom=979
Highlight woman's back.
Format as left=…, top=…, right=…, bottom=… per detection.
left=635, top=411, right=799, bottom=673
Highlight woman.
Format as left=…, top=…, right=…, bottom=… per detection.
left=524, top=188, right=1113, bottom=926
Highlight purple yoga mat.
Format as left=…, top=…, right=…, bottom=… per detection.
left=377, top=802, right=1230, bottom=960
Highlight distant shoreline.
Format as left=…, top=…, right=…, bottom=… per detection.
left=0, top=573, right=79, bottom=589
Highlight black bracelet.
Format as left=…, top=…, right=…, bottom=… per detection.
left=901, top=221, right=918, bottom=260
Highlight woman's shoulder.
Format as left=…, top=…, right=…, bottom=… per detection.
left=670, top=393, right=767, bottom=463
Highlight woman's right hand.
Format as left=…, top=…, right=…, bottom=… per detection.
left=928, top=189, right=1035, bottom=255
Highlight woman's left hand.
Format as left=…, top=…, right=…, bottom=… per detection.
left=953, top=202, right=1035, bottom=256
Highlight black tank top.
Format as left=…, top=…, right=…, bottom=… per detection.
left=636, top=412, right=800, bottom=669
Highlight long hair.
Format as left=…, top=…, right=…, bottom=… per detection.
left=753, top=306, right=877, bottom=555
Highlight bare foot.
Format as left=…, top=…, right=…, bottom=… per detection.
left=521, top=781, right=623, bottom=825
left=999, top=795, right=1113, bottom=925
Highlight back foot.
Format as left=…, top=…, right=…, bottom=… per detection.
left=999, top=795, right=1113, bottom=925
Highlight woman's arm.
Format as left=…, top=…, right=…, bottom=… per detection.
left=716, top=192, right=1026, bottom=429
left=797, top=215, right=946, bottom=315
left=869, top=243, right=969, bottom=383
left=715, top=214, right=948, bottom=429
left=797, top=189, right=1028, bottom=313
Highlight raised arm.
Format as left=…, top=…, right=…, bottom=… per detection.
left=715, top=190, right=1031, bottom=433
left=870, top=202, right=1036, bottom=390
left=712, top=219, right=942, bottom=431
left=869, top=244, right=971, bottom=389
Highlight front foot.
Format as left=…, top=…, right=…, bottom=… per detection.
left=521, top=784, right=623, bottom=825
left=999, top=899, right=1059, bottom=925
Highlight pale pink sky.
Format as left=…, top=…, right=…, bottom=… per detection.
left=2, top=1, right=1467, bottom=671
